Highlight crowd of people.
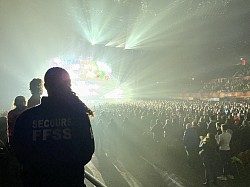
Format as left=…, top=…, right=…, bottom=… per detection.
left=200, top=64, right=250, bottom=93
left=0, top=79, right=44, bottom=187
left=233, top=64, right=250, bottom=77
left=201, top=77, right=250, bottom=93
left=1, top=68, right=250, bottom=186
left=91, top=99, right=250, bottom=186
left=0, top=67, right=95, bottom=187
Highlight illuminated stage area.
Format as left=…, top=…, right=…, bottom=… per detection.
left=48, top=56, right=132, bottom=103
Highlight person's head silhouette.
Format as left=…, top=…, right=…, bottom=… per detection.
left=28, top=78, right=43, bottom=108
left=29, top=78, right=43, bottom=96
left=44, top=67, right=71, bottom=96
left=14, top=96, right=26, bottom=108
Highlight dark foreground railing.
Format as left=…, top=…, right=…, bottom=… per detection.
left=85, top=171, right=108, bottom=187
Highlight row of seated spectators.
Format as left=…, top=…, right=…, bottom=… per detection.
left=233, top=64, right=250, bottom=77
left=201, top=77, right=250, bottom=93
left=199, top=64, right=250, bottom=93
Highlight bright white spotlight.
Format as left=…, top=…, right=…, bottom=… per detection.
left=91, top=39, right=96, bottom=45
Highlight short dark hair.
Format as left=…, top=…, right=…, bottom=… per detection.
left=14, top=96, right=26, bottom=107
left=30, top=78, right=43, bottom=95
left=44, top=67, right=71, bottom=95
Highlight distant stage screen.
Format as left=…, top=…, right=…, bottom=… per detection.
left=49, top=57, right=112, bottom=81
left=48, top=57, right=117, bottom=100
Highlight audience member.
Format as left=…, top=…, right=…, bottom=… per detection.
left=27, top=78, right=43, bottom=108
left=207, top=115, right=217, bottom=135
left=183, top=123, right=200, bottom=168
left=199, top=133, right=219, bottom=186
left=151, top=119, right=164, bottom=143
left=0, top=116, right=8, bottom=145
left=7, top=96, right=27, bottom=146
left=217, top=124, right=234, bottom=181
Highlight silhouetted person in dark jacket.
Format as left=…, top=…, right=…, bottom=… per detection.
left=183, top=123, right=200, bottom=168
left=0, top=116, right=8, bottom=145
left=7, top=96, right=27, bottom=146
left=207, top=115, right=217, bottom=135
left=199, top=133, right=219, bottom=186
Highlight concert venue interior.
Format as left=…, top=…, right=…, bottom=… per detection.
left=0, top=1, right=250, bottom=187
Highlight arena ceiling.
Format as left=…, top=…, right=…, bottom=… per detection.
left=0, top=0, right=250, bottom=108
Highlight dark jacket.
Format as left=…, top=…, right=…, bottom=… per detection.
left=183, top=127, right=200, bottom=149
left=199, top=137, right=219, bottom=162
left=207, top=120, right=217, bottom=135
left=13, top=96, right=95, bottom=187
